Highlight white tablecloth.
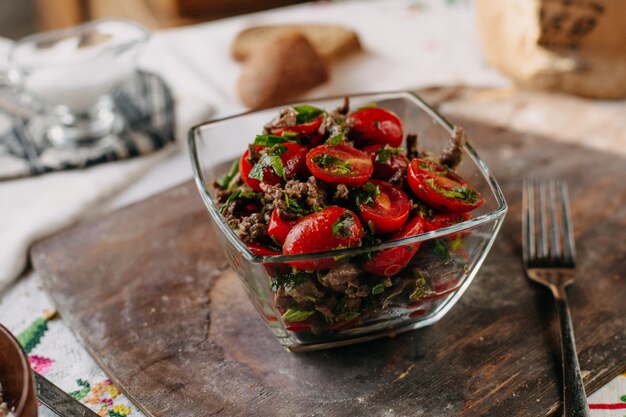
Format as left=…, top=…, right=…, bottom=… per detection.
left=1, top=1, right=624, bottom=416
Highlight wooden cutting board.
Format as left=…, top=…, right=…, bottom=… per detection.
left=30, top=114, right=625, bottom=417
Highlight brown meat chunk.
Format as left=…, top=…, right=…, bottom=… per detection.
left=439, top=126, right=466, bottom=169
left=285, top=280, right=325, bottom=304
left=406, top=133, right=419, bottom=160
left=318, top=263, right=361, bottom=292
left=263, top=107, right=297, bottom=133
left=236, top=213, right=267, bottom=242
left=305, top=176, right=326, bottom=210
left=333, top=184, right=350, bottom=201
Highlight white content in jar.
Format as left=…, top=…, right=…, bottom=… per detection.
left=0, top=385, right=16, bottom=417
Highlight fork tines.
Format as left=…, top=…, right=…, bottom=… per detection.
left=522, top=179, right=576, bottom=268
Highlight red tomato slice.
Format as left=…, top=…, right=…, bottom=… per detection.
left=272, top=115, right=324, bottom=147
left=358, top=180, right=410, bottom=234
left=283, top=206, right=363, bottom=270
left=285, top=318, right=312, bottom=332
left=363, top=144, right=409, bottom=180
left=407, top=158, right=484, bottom=213
left=239, top=147, right=263, bottom=191
left=348, top=108, right=403, bottom=147
left=361, top=215, right=427, bottom=276
left=424, top=212, right=471, bottom=232
left=267, top=209, right=297, bottom=245
left=306, top=144, right=373, bottom=186
left=246, top=242, right=281, bottom=256
left=240, top=143, right=308, bottom=192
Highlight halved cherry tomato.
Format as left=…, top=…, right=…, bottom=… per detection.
left=240, top=143, right=308, bottom=192
left=246, top=242, right=281, bottom=256
left=348, top=107, right=403, bottom=147
left=267, top=209, right=297, bottom=245
left=272, top=115, right=324, bottom=148
left=239, top=146, right=263, bottom=191
left=407, top=158, right=484, bottom=213
left=283, top=206, right=363, bottom=270
left=361, top=215, right=427, bottom=276
left=306, top=144, right=373, bottom=186
left=363, top=144, right=409, bottom=180
left=358, top=180, right=410, bottom=234
left=424, top=212, right=471, bottom=232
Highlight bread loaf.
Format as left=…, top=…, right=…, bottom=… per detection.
left=232, top=24, right=361, bottom=62
left=236, top=31, right=329, bottom=108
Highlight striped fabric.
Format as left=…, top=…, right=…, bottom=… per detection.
left=0, top=71, right=175, bottom=179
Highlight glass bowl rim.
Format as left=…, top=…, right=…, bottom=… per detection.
left=188, top=91, right=508, bottom=264
left=9, top=17, right=151, bottom=70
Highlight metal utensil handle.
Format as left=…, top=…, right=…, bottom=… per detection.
left=554, top=290, right=591, bottom=417
left=34, top=371, right=100, bottom=417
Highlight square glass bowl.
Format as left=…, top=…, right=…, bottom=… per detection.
left=189, top=92, right=507, bottom=352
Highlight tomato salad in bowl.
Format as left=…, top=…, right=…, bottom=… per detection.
left=210, top=98, right=489, bottom=339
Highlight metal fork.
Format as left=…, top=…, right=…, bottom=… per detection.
left=522, top=179, right=590, bottom=417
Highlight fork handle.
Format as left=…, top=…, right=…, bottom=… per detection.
left=553, top=289, right=590, bottom=417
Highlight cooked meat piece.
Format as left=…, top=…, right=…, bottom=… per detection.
left=284, top=179, right=307, bottom=200
left=335, top=96, right=350, bottom=115
left=346, top=283, right=369, bottom=298
left=318, top=263, right=361, bottom=292
left=236, top=213, right=267, bottom=242
left=439, top=125, right=466, bottom=169
left=333, top=184, right=350, bottom=200
left=388, top=168, right=406, bottom=189
left=305, top=176, right=326, bottom=210
left=274, top=288, right=297, bottom=311
left=247, top=143, right=261, bottom=165
left=314, top=294, right=338, bottom=319
left=345, top=297, right=362, bottom=311
left=406, top=133, right=419, bottom=160
left=263, top=107, right=297, bottom=133
left=285, top=280, right=325, bottom=304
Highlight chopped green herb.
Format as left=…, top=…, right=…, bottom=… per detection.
left=410, top=271, right=429, bottom=300
left=269, top=144, right=288, bottom=156
left=373, top=119, right=380, bottom=129
left=332, top=211, right=356, bottom=237
left=426, top=178, right=479, bottom=203
left=249, top=154, right=286, bottom=181
left=280, top=130, right=299, bottom=139
left=270, top=270, right=312, bottom=291
left=374, top=146, right=402, bottom=164
left=254, top=134, right=287, bottom=146
left=433, top=239, right=449, bottom=259
left=311, top=153, right=352, bottom=175
left=220, top=189, right=241, bottom=212
left=216, top=159, right=240, bottom=189
left=325, top=130, right=345, bottom=145
left=449, top=236, right=464, bottom=251
left=285, top=194, right=307, bottom=214
left=294, top=105, right=325, bottom=124
left=372, top=283, right=385, bottom=295
left=354, top=181, right=380, bottom=206
left=282, top=308, right=316, bottom=322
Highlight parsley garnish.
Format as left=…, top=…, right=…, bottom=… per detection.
left=354, top=181, right=380, bottom=206
left=425, top=178, right=480, bottom=203
left=293, top=105, right=325, bottom=124
left=216, top=159, right=239, bottom=189
left=410, top=270, right=428, bottom=300
left=325, top=130, right=345, bottom=145
left=254, top=134, right=287, bottom=146
left=249, top=154, right=285, bottom=181
left=284, top=194, right=307, bottom=214
left=372, top=283, right=385, bottom=295
left=282, top=308, right=316, bottom=322
left=269, top=144, right=287, bottom=156
left=332, top=211, right=356, bottom=237
left=270, top=270, right=313, bottom=291
left=374, top=146, right=402, bottom=164
left=312, top=153, right=352, bottom=175
left=336, top=311, right=360, bottom=321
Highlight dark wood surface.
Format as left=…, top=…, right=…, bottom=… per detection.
left=0, top=324, right=38, bottom=417
left=30, top=117, right=626, bottom=417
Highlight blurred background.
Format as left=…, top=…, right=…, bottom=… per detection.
left=0, top=0, right=309, bottom=38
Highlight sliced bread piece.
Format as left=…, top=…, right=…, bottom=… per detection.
left=232, top=24, right=361, bottom=62
left=237, top=31, right=329, bottom=108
